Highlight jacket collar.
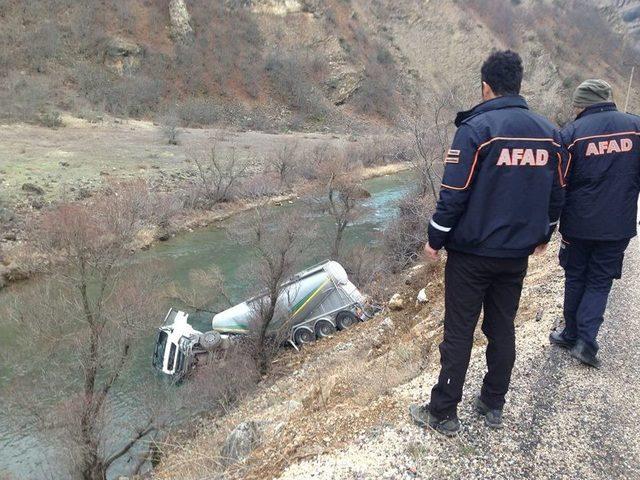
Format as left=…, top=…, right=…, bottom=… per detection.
left=455, top=95, right=529, bottom=127
left=575, top=102, right=618, bottom=120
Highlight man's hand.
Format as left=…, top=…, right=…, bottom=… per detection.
left=534, top=243, right=548, bottom=255
left=424, top=243, right=440, bottom=261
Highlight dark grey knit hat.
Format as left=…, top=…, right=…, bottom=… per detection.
left=572, top=79, right=613, bottom=108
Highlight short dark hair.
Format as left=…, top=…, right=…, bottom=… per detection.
left=481, top=50, right=523, bottom=96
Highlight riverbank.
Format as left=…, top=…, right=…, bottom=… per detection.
left=0, top=161, right=410, bottom=289
left=0, top=114, right=413, bottom=288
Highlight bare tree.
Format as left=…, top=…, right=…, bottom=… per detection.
left=408, top=86, right=472, bottom=200
left=185, top=145, right=251, bottom=209
left=231, top=207, right=312, bottom=374
left=2, top=182, right=182, bottom=480
left=159, top=110, right=181, bottom=145
left=313, top=154, right=370, bottom=259
left=265, top=141, right=299, bottom=187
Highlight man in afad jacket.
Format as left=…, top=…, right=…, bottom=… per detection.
left=550, top=80, right=640, bottom=368
left=409, top=50, right=566, bottom=436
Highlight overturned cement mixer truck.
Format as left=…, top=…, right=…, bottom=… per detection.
left=152, top=260, right=373, bottom=380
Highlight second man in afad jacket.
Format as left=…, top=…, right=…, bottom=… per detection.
left=550, top=80, right=640, bottom=368
left=410, top=50, right=566, bottom=436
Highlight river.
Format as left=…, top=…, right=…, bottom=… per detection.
left=0, top=170, right=413, bottom=479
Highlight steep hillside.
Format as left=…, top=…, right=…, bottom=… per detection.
left=0, top=0, right=638, bottom=132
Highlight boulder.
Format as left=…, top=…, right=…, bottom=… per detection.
left=416, top=288, right=427, bottom=304
left=220, top=421, right=261, bottom=465
left=169, top=0, right=194, bottom=43
left=388, top=293, right=404, bottom=311
left=325, top=70, right=363, bottom=106
left=379, top=316, right=395, bottom=332
left=104, top=37, right=144, bottom=76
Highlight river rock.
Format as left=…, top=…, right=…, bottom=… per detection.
left=220, top=421, right=261, bottom=465
left=389, top=293, right=404, bottom=311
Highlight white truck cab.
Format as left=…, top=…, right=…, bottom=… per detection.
left=152, top=309, right=202, bottom=376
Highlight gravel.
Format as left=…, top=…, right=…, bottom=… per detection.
left=278, top=239, right=640, bottom=480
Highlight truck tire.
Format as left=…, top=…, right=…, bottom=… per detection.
left=199, top=331, right=222, bottom=351
left=293, top=327, right=316, bottom=346
left=336, top=311, right=358, bottom=330
left=315, top=319, right=336, bottom=338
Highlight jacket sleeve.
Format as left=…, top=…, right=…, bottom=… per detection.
left=427, top=124, right=481, bottom=250
left=544, top=130, right=568, bottom=243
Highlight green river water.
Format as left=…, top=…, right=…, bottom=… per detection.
left=0, top=171, right=413, bottom=479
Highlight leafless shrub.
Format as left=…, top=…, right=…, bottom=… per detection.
left=183, top=146, right=252, bottom=209
left=407, top=86, right=472, bottom=200
left=346, top=135, right=414, bottom=167
left=23, top=22, right=61, bottom=72
left=383, top=195, right=434, bottom=272
left=312, top=154, right=369, bottom=258
left=340, top=245, right=387, bottom=302
left=159, top=111, right=181, bottom=145
left=352, top=56, right=398, bottom=121
left=177, top=98, right=225, bottom=127
left=265, top=50, right=329, bottom=122
left=0, top=73, right=50, bottom=124
left=237, top=172, right=283, bottom=199
left=299, top=143, right=333, bottom=181
left=184, top=346, right=260, bottom=415
left=265, top=141, right=300, bottom=187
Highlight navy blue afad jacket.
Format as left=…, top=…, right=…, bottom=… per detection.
left=427, top=95, right=566, bottom=258
left=560, top=103, right=640, bottom=241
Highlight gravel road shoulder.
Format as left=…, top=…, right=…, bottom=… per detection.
left=277, top=240, right=640, bottom=480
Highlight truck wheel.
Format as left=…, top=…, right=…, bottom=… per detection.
left=293, top=327, right=316, bottom=346
left=199, top=331, right=222, bottom=350
left=336, top=311, right=358, bottom=330
left=315, top=319, right=336, bottom=338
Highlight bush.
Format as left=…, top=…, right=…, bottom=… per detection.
left=37, top=110, right=64, bottom=129
left=159, top=111, right=180, bottom=145
left=352, top=62, right=398, bottom=121
left=178, top=98, right=225, bottom=126
left=383, top=194, right=434, bottom=272
left=0, top=73, right=50, bottom=124
left=265, top=51, right=329, bottom=122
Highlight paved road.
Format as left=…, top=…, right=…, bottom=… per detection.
left=279, top=241, right=640, bottom=479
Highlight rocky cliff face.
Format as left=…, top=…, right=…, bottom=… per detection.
left=598, top=0, right=640, bottom=50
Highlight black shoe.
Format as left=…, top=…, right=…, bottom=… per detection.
left=549, top=329, right=576, bottom=349
left=409, top=403, right=460, bottom=437
left=474, top=396, right=503, bottom=429
left=570, top=340, right=601, bottom=368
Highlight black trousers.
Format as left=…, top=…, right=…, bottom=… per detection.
left=429, top=250, right=528, bottom=419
